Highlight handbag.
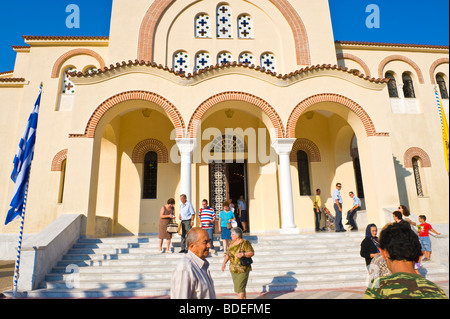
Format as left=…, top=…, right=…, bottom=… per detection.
left=167, top=219, right=179, bottom=233
left=221, top=211, right=232, bottom=229
left=239, top=241, right=253, bottom=266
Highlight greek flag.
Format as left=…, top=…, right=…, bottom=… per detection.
left=5, top=86, right=42, bottom=225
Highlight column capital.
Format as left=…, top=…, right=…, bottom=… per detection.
left=176, top=138, right=197, bottom=154
left=271, top=138, right=296, bottom=156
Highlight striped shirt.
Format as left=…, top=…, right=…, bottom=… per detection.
left=199, top=207, right=215, bottom=229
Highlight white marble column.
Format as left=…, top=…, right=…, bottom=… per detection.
left=272, top=138, right=299, bottom=234
left=176, top=138, right=197, bottom=202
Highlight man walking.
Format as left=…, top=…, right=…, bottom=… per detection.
left=198, top=199, right=216, bottom=252
left=346, top=192, right=361, bottom=231
left=179, top=194, right=196, bottom=253
left=333, top=183, right=345, bottom=232
left=171, top=227, right=216, bottom=299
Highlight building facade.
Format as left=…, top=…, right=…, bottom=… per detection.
left=0, top=0, right=448, bottom=238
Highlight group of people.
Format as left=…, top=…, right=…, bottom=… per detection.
left=313, top=183, right=361, bottom=232
left=360, top=205, right=446, bottom=299
left=158, top=195, right=254, bottom=299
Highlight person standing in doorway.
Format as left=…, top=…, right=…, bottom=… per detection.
left=179, top=194, right=196, bottom=253
left=346, top=192, right=361, bottom=231
left=237, top=195, right=249, bottom=233
left=198, top=199, right=216, bottom=253
left=333, top=183, right=345, bottom=232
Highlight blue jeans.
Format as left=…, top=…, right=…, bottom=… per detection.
left=314, top=209, right=321, bottom=231
left=204, top=228, right=215, bottom=249
left=347, top=208, right=360, bottom=229
left=334, top=203, right=343, bottom=231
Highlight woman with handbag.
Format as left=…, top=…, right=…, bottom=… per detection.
left=219, top=201, right=236, bottom=254
left=222, top=227, right=254, bottom=299
left=159, top=198, right=176, bottom=253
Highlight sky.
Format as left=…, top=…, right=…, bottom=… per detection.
left=0, top=0, right=448, bottom=72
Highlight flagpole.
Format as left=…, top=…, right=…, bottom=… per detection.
left=11, top=82, right=43, bottom=299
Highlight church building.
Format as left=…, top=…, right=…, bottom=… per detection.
left=1, top=0, right=449, bottom=239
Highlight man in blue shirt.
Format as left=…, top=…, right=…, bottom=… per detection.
left=332, top=183, right=345, bottom=232
left=346, top=192, right=361, bottom=231
left=179, top=194, right=196, bottom=253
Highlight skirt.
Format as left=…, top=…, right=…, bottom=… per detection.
left=231, top=270, right=250, bottom=293
left=221, top=227, right=231, bottom=240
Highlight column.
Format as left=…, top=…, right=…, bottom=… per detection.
left=272, top=138, right=299, bottom=234
left=176, top=138, right=197, bottom=202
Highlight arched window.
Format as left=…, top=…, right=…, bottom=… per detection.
left=412, top=157, right=424, bottom=197
left=195, top=52, right=212, bottom=71
left=385, top=72, right=399, bottom=98
left=195, top=13, right=211, bottom=38
left=238, top=14, right=253, bottom=39
left=58, top=159, right=67, bottom=204
left=217, top=4, right=232, bottom=39
left=61, top=67, right=77, bottom=94
left=210, top=134, right=245, bottom=154
left=143, top=151, right=158, bottom=199
left=239, top=52, right=255, bottom=65
left=217, top=51, right=233, bottom=64
left=436, top=73, right=449, bottom=99
left=260, top=52, right=277, bottom=72
left=297, top=150, right=311, bottom=196
left=173, top=51, right=190, bottom=74
left=402, top=73, right=416, bottom=98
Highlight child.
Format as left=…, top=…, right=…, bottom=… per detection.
left=418, top=215, right=441, bottom=261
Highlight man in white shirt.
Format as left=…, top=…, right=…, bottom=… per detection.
left=170, top=227, right=216, bottom=299
left=179, top=194, right=196, bottom=253
left=332, top=183, right=345, bottom=232
left=346, top=191, right=361, bottom=231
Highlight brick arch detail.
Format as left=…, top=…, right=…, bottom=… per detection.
left=82, top=91, right=185, bottom=139
left=378, top=55, right=424, bottom=84
left=404, top=147, right=432, bottom=168
left=286, top=93, right=386, bottom=138
left=132, top=139, right=169, bottom=164
left=336, top=53, right=371, bottom=77
left=290, top=138, right=321, bottom=162
left=137, top=0, right=311, bottom=65
left=188, top=91, right=285, bottom=138
left=429, top=58, right=449, bottom=84
left=51, top=49, right=106, bottom=78
left=51, top=149, right=68, bottom=171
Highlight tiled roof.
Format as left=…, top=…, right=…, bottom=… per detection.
left=68, top=60, right=389, bottom=83
left=335, top=40, right=449, bottom=49
left=22, top=35, right=109, bottom=41
left=0, top=78, right=26, bottom=82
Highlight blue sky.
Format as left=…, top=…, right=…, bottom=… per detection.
left=0, top=0, right=448, bottom=72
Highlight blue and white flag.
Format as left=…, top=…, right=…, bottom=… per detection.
left=5, top=86, right=42, bottom=225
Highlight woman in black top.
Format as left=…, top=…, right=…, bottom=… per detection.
left=360, top=224, right=380, bottom=269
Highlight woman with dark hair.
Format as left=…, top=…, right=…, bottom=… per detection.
left=398, top=204, right=417, bottom=227
left=158, top=198, right=176, bottom=253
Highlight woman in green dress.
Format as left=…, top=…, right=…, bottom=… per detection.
left=221, top=227, right=255, bottom=299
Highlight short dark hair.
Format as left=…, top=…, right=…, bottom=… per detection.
left=419, top=215, right=427, bottom=221
left=379, top=222, right=422, bottom=262
left=202, top=199, right=208, bottom=204
left=392, top=211, right=403, bottom=220
left=336, top=183, right=342, bottom=187
left=223, top=201, right=230, bottom=207
left=349, top=191, right=354, bottom=195
left=167, top=198, right=175, bottom=205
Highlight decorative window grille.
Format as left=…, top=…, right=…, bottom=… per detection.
left=385, top=72, right=399, bottom=98
left=173, top=51, right=190, bottom=74
left=210, top=134, right=245, bottom=154
left=217, top=51, right=233, bottom=65
left=61, top=67, right=77, bottom=94
left=412, top=157, right=424, bottom=197
left=238, top=14, right=253, bottom=39
left=260, top=53, right=276, bottom=72
left=195, top=52, right=212, bottom=71
left=195, top=14, right=211, bottom=38
left=402, top=73, right=416, bottom=98
left=297, top=150, right=311, bottom=196
left=436, top=74, right=449, bottom=99
left=239, top=52, right=255, bottom=65
left=217, top=4, right=232, bottom=38
left=143, top=151, right=158, bottom=199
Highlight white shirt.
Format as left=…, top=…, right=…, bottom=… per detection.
left=332, top=189, right=343, bottom=204
left=170, top=250, right=216, bottom=299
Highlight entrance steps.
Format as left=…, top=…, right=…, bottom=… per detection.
left=12, top=231, right=450, bottom=298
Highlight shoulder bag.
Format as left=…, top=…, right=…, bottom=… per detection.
left=239, top=241, right=253, bottom=266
